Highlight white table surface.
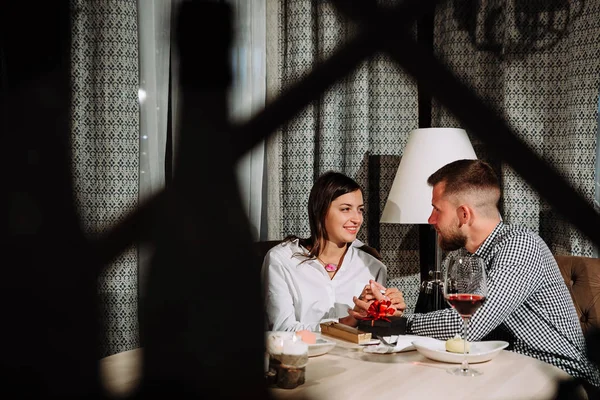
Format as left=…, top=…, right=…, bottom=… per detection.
left=99, top=335, right=579, bottom=400
left=270, top=335, right=575, bottom=400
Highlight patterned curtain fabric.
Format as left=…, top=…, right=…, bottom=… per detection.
left=265, top=0, right=423, bottom=311
left=70, top=0, right=140, bottom=357
left=596, top=83, right=600, bottom=257
left=431, top=1, right=600, bottom=257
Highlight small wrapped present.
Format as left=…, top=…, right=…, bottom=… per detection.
left=356, top=315, right=407, bottom=336
left=355, top=299, right=406, bottom=336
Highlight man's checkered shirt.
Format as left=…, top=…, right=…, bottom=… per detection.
left=405, top=222, right=600, bottom=388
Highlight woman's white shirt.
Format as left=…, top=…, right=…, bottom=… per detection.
left=261, top=239, right=387, bottom=332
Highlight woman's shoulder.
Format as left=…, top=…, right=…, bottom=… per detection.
left=265, top=238, right=310, bottom=260
left=351, top=240, right=386, bottom=267
left=267, top=239, right=295, bottom=254
left=355, top=242, right=382, bottom=261
left=350, top=240, right=380, bottom=258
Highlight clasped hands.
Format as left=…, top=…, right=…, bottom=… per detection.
left=343, top=280, right=406, bottom=325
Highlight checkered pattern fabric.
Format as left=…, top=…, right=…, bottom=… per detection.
left=405, top=222, right=600, bottom=388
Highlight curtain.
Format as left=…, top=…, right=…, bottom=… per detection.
left=265, top=0, right=423, bottom=312
left=431, top=1, right=600, bottom=257
left=70, top=0, right=262, bottom=355
left=137, top=0, right=172, bottom=302
left=70, top=0, right=140, bottom=357
left=595, top=80, right=600, bottom=257
left=229, top=0, right=268, bottom=241
left=166, top=0, right=268, bottom=241
left=71, top=0, right=172, bottom=357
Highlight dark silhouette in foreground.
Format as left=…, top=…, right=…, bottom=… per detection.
left=2, top=0, right=598, bottom=398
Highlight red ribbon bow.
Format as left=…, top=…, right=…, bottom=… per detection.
left=365, top=299, right=396, bottom=323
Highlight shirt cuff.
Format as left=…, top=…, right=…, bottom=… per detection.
left=403, top=313, right=415, bottom=333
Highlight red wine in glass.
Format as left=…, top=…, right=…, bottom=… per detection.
left=445, top=294, right=485, bottom=318
left=443, top=253, right=488, bottom=377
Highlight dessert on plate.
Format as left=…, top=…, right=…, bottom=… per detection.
left=445, top=334, right=470, bottom=353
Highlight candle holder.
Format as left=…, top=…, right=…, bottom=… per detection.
left=265, top=332, right=308, bottom=389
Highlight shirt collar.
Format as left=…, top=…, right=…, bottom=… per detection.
left=350, top=239, right=364, bottom=249
left=473, top=220, right=504, bottom=261
left=291, top=238, right=361, bottom=263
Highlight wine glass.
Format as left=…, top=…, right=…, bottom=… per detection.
left=443, top=252, right=488, bottom=376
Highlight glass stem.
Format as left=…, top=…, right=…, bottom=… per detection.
left=462, top=317, right=470, bottom=372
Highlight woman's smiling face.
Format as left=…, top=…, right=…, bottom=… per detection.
left=324, top=189, right=364, bottom=246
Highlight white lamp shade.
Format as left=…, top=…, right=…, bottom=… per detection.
left=380, top=128, right=477, bottom=224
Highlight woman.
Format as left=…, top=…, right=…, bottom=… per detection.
left=262, top=171, right=402, bottom=332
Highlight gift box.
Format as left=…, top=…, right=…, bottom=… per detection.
left=356, top=316, right=407, bottom=336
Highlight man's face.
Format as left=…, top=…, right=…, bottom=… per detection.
left=427, top=182, right=466, bottom=251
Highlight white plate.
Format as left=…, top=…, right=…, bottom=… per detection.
left=376, top=335, right=418, bottom=346
left=412, top=338, right=509, bottom=364
left=363, top=335, right=422, bottom=354
left=359, top=334, right=421, bottom=348
left=309, top=335, right=336, bottom=357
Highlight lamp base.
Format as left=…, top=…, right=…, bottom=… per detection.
left=415, top=227, right=451, bottom=313
left=414, top=274, right=449, bottom=313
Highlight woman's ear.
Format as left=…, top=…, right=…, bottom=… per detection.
left=456, top=205, right=472, bottom=227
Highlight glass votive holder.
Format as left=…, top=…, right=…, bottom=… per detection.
left=265, top=332, right=308, bottom=389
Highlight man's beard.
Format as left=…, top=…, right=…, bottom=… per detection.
left=438, top=229, right=467, bottom=251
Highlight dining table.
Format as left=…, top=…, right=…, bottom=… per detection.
left=100, top=334, right=582, bottom=400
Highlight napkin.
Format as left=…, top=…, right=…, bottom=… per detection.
left=362, top=335, right=421, bottom=354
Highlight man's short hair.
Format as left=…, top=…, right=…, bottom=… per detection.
left=428, top=159, right=500, bottom=211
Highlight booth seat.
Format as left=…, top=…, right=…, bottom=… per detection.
left=555, top=255, right=600, bottom=335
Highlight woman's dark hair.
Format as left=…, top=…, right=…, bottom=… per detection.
left=284, top=171, right=362, bottom=260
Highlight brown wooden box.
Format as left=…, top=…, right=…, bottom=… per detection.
left=320, top=321, right=372, bottom=344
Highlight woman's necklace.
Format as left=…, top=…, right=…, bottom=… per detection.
left=318, top=257, right=338, bottom=272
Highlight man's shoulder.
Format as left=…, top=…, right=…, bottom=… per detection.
left=494, top=224, right=541, bottom=246
left=489, top=224, right=545, bottom=263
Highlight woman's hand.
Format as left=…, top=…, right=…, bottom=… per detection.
left=371, top=280, right=406, bottom=315
left=349, top=280, right=406, bottom=319
left=356, top=281, right=384, bottom=303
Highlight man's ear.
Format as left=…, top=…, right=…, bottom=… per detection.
left=456, top=205, right=472, bottom=227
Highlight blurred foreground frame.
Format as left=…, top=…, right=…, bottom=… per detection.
left=2, top=0, right=598, bottom=399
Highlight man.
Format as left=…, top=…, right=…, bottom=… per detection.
left=350, top=159, right=600, bottom=393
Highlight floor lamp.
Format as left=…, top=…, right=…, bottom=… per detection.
left=381, top=128, right=477, bottom=312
